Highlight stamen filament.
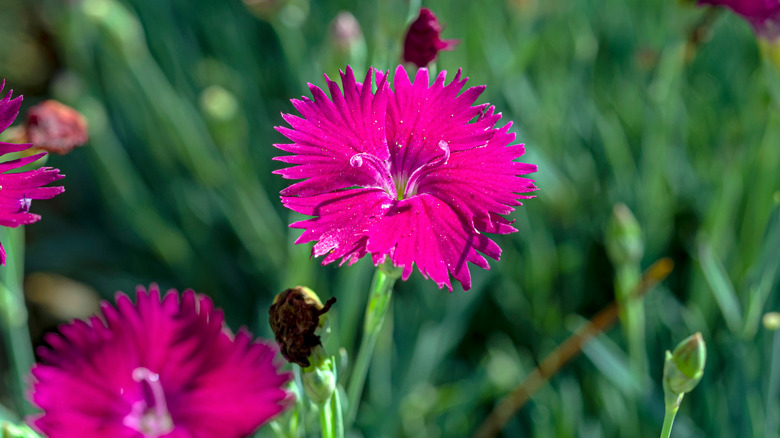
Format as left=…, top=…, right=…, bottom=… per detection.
left=403, top=141, right=450, bottom=198
left=350, top=152, right=394, bottom=195
left=123, top=367, right=174, bottom=437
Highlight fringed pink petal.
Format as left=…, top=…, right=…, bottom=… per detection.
left=367, top=194, right=502, bottom=291
left=283, top=188, right=394, bottom=266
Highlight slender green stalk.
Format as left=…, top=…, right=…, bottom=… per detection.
left=765, top=321, right=780, bottom=438
left=615, top=264, right=646, bottom=375
left=345, top=265, right=400, bottom=429
left=0, top=227, right=34, bottom=416
left=330, top=387, right=344, bottom=438
left=660, top=394, right=681, bottom=438
left=319, top=400, right=334, bottom=438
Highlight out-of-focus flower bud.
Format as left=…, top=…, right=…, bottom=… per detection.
left=331, top=11, right=362, bottom=51
left=268, top=286, right=336, bottom=367
left=605, top=203, right=643, bottom=266
left=763, top=312, right=780, bottom=330
left=402, top=8, right=459, bottom=68
left=25, top=100, right=89, bottom=155
left=199, top=85, right=239, bottom=122
left=663, top=332, right=707, bottom=396
left=325, top=11, right=367, bottom=75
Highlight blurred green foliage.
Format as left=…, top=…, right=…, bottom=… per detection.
left=1, top=0, right=780, bottom=436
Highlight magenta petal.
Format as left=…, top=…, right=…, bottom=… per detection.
left=386, top=66, right=498, bottom=179
left=0, top=79, right=65, bottom=246
left=0, top=80, right=23, bottom=133
left=367, top=194, right=501, bottom=291
left=275, top=65, right=537, bottom=291
left=274, top=67, right=393, bottom=197
left=283, top=188, right=393, bottom=265
left=30, top=285, right=292, bottom=438
left=0, top=141, right=32, bottom=155
left=417, top=125, right=537, bottom=228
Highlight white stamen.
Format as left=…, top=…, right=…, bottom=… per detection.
left=122, top=367, right=174, bottom=437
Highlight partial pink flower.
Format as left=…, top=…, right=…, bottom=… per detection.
left=274, top=66, right=537, bottom=291
left=699, top=0, right=780, bottom=39
left=402, top=8, right=459, bottom=68
left=30, top=284, right=292, bottom=438
left=0, top=80, right=65, bottom=265
left=26, top=100, right=89, bottom=155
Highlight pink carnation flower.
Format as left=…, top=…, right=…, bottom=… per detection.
left=30, top=285, right=292, bottom=438
left=699, top=0, right=780, bottom=39
left=0, top=80, right=65, bottom=265
left=275, top=66, right=537, bottom=291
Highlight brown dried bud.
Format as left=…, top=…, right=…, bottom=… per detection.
left=268, top=286, right=336, bottom=367
left=26, top=100, right=89, bottom=155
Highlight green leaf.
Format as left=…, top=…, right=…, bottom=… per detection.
left=698, top=242, right=743, bottom=333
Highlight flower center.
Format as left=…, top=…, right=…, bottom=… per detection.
left=350, top=141, right=451, bottom=200
left=398, top=140, right=450, bottom=199
left=18, top=196, right=31, bottom=213
left=123, top=367, right=174, bottom=437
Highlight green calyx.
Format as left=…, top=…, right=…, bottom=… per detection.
left=663, top=332, right=706, bottom=396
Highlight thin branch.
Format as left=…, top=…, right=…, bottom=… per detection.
left=472, top=258, right=674, bottom=438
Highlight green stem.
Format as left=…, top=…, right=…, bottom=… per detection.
left=660, top=394, right=682, bottom=438
left=331, top=387, right=344, bottom=438
left=616, top=264, right=646, bottom=376
left=765, top=329, right=780, bottom=438
left=0, top=227, right=34, bottom=416
left=319, top=398, right=333, bottom=438
left=345, top=265, right=400, bottom=429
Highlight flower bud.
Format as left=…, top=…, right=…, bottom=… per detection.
left=25, top=100, right=89, bottom=155
left=763, top=312, right=780, bottom=330
left=268, top=286, right=336, bottom=367
left=402, top=8, right=459, bottom=68
left=331, top=11, right=362, bottom=51
left=324, top=11, right=367, bottom=75
left=301, top=352, right=336, bottom=404
left=605, top=203, right=643, bottom=266
left=199, top=85, right=239, bottom=121
left=663, top=332, right=706, bottom=396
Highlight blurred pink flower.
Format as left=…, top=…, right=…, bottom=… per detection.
left=275, top=66, right=537, bottom=291
left=0, top=80, right=65, bottom=265
left=26, top=100, right=89, bottom=155
left=402, top=8, right=459, bottom=68
left=30, top=284, right=292, bottom=438
left=699, top=0, right=780, bottom=39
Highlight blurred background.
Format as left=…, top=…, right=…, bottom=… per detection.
left=1, top=0, right=779, bottom=436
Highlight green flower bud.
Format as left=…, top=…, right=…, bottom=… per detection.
left=663, top=332, right=706, bottom=396
left=199, top=85, right=239, bottom=122
left=763, top=312, right=780, bottom=331
left=302, top=352, right=336, bottom=404
left=269, top=286, right=336, bottom=367
left=605, top=203, right=643, bottom=266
